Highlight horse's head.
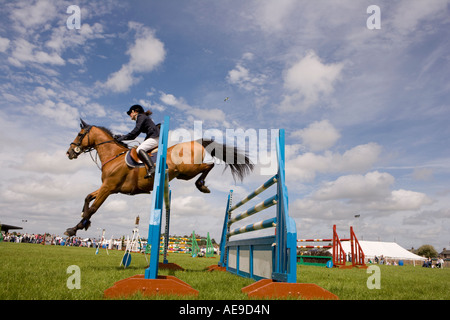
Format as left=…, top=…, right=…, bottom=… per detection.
left=66, top=119, right=93, bottom=159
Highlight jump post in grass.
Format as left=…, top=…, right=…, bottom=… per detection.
left=297, top=225, right=368, bottom=269
left=210, top=129, right=338, bottom=299
left=104, top=116, right=198, bottom=298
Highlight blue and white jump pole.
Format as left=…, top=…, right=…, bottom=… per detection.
left=104, top=116, right=198, bottom=297
left=218, top=129, right=298, bottom=283
left=145, top=115, right=171, bottom=279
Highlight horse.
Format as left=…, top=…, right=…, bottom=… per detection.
left=64, top=119, right=254, bottom=237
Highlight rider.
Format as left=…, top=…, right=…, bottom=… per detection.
left=116, top=104, right=160, bottom=179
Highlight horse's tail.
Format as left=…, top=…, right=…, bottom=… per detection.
left=200, top=139, right=254, bottom=181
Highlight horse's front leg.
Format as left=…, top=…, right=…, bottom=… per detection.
left=82, top=190, right=99, bottom=218
left=65, top=186, right=113, bottom=237
left=82, top=185, right=113, bottom=221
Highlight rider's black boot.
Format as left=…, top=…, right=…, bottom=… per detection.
left=138, top=150, right=155, bottom=179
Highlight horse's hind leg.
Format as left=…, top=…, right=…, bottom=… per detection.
left=195, top=163, right=214, bottom=193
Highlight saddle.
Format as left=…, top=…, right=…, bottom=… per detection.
left=125, top=147, right=158, bottom=168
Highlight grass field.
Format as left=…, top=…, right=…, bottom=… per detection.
left=1, top=242, right=449, bottom=300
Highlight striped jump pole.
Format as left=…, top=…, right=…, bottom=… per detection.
left=227, top=191, right=278, bottom=226
left=298, top=239, right=332, bottom=242
left=297, top=245, right=332, bottom=249
left=227, top=217, right=277, bottom=237
left=218, top=129, right=296, bottom=284
left=228, top=175, right=277, bottom=212
left=214, top=129, right=338, bottom=299
left=297, top=238, right=351, bottom=242
left=296, top=225, right=355, bottom=269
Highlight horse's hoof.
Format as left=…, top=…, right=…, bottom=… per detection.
left=64, top=228, right=76, bottom=237
left=200, top=186, right=211, bottom=193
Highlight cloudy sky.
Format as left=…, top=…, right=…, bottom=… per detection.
left=0, top=0, right=449, bottom=252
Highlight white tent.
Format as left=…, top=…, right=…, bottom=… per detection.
left=334, top=240, right=426, bottom=261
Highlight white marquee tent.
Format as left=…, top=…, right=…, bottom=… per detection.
left=335, top=240, right=426, bottom=262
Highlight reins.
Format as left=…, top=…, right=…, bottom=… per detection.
left=100, top=150, right=127, bottom=169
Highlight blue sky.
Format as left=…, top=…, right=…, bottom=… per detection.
left=0, top=0, right=449, bottom=252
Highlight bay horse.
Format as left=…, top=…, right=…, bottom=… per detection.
left=64, top=119, right=253, bottom=237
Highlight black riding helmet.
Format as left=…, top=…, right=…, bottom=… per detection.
left=126, top=104, right=144, bottom=115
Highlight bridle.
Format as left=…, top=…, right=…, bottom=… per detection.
left=71, top=125, right=118, bottom=154
left=70, top=125, right=93, bottom=154
left=70, top=125, right=126, bottom=170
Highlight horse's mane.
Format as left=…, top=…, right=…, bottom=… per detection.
left=95, top=126, right=129, bottom=149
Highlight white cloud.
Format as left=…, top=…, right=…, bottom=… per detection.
left=227, top=64, right=250, bottom=85
left=412, top=168, right=434, bottom=181
left=104, top=199, right=129, bottom=213
left=24, top=99, right=79, bottom=128
left=0, top=37, right=10, bottom=52
left=159, top=92, right=226, bottom=124
left=280, top=51, right=343, bottom=112
left=250, top=0, right=297, bottom=32
left=313, top=171, right=394, bottom=201
left=188, top=107, right=225, bottom=123
left=34, top=86, right=57, bottom=99
left=83, top=102, right=107, bottom=118
left=104, top=25, right=165, bottom=92
left=226, top=54, right=267, bottom=92
left=138, top=99, right=165, bottom=113
left=18, top=150, right=93, bottom=174
left=104, top=65, right=135, bottom=93
left=171, top=195, right=216, bottom=217
left=292, top=173, right=432, bottom=221
left=127, top=29, right=165, bottom=72
left=287, top=142, right=382, bottom=182
left=160, top=93, right=190, bottom=110
left=340, top=143, right=383, bottom=172
left=46, top=23, right=105, bottom=55
left=242, top=52, right=254, bottom=60
left=374, top=189, right=433, bottom=212
left=10, top=0, right=58, bottom=33
left=291, top=120, right=341, bottom=152
left=8, top=38, right=65, bottom=67
left=391, top=0, right=449, bottom=35
left=1, top=174, right=93, bottom=203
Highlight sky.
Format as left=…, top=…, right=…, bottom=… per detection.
left=0, top=0, right=449, bottom=252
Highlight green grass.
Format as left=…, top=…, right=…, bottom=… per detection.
left=297, top=264, right=450, bottom=300
left=1, top=242, right=449, bottom=300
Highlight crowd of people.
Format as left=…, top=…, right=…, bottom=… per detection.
left=423, top=257, right=445, bottom=268
left=1, top=232, right=101, bottom=247
left=367, top=255, right=398, bottom=265
left=1, top=231, right=138, bottom=251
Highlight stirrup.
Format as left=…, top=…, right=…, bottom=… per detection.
left=144, top=167, right=155, bottom=179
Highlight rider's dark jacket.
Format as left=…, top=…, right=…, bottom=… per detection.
left=118, top=113, right=160, bottom=141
